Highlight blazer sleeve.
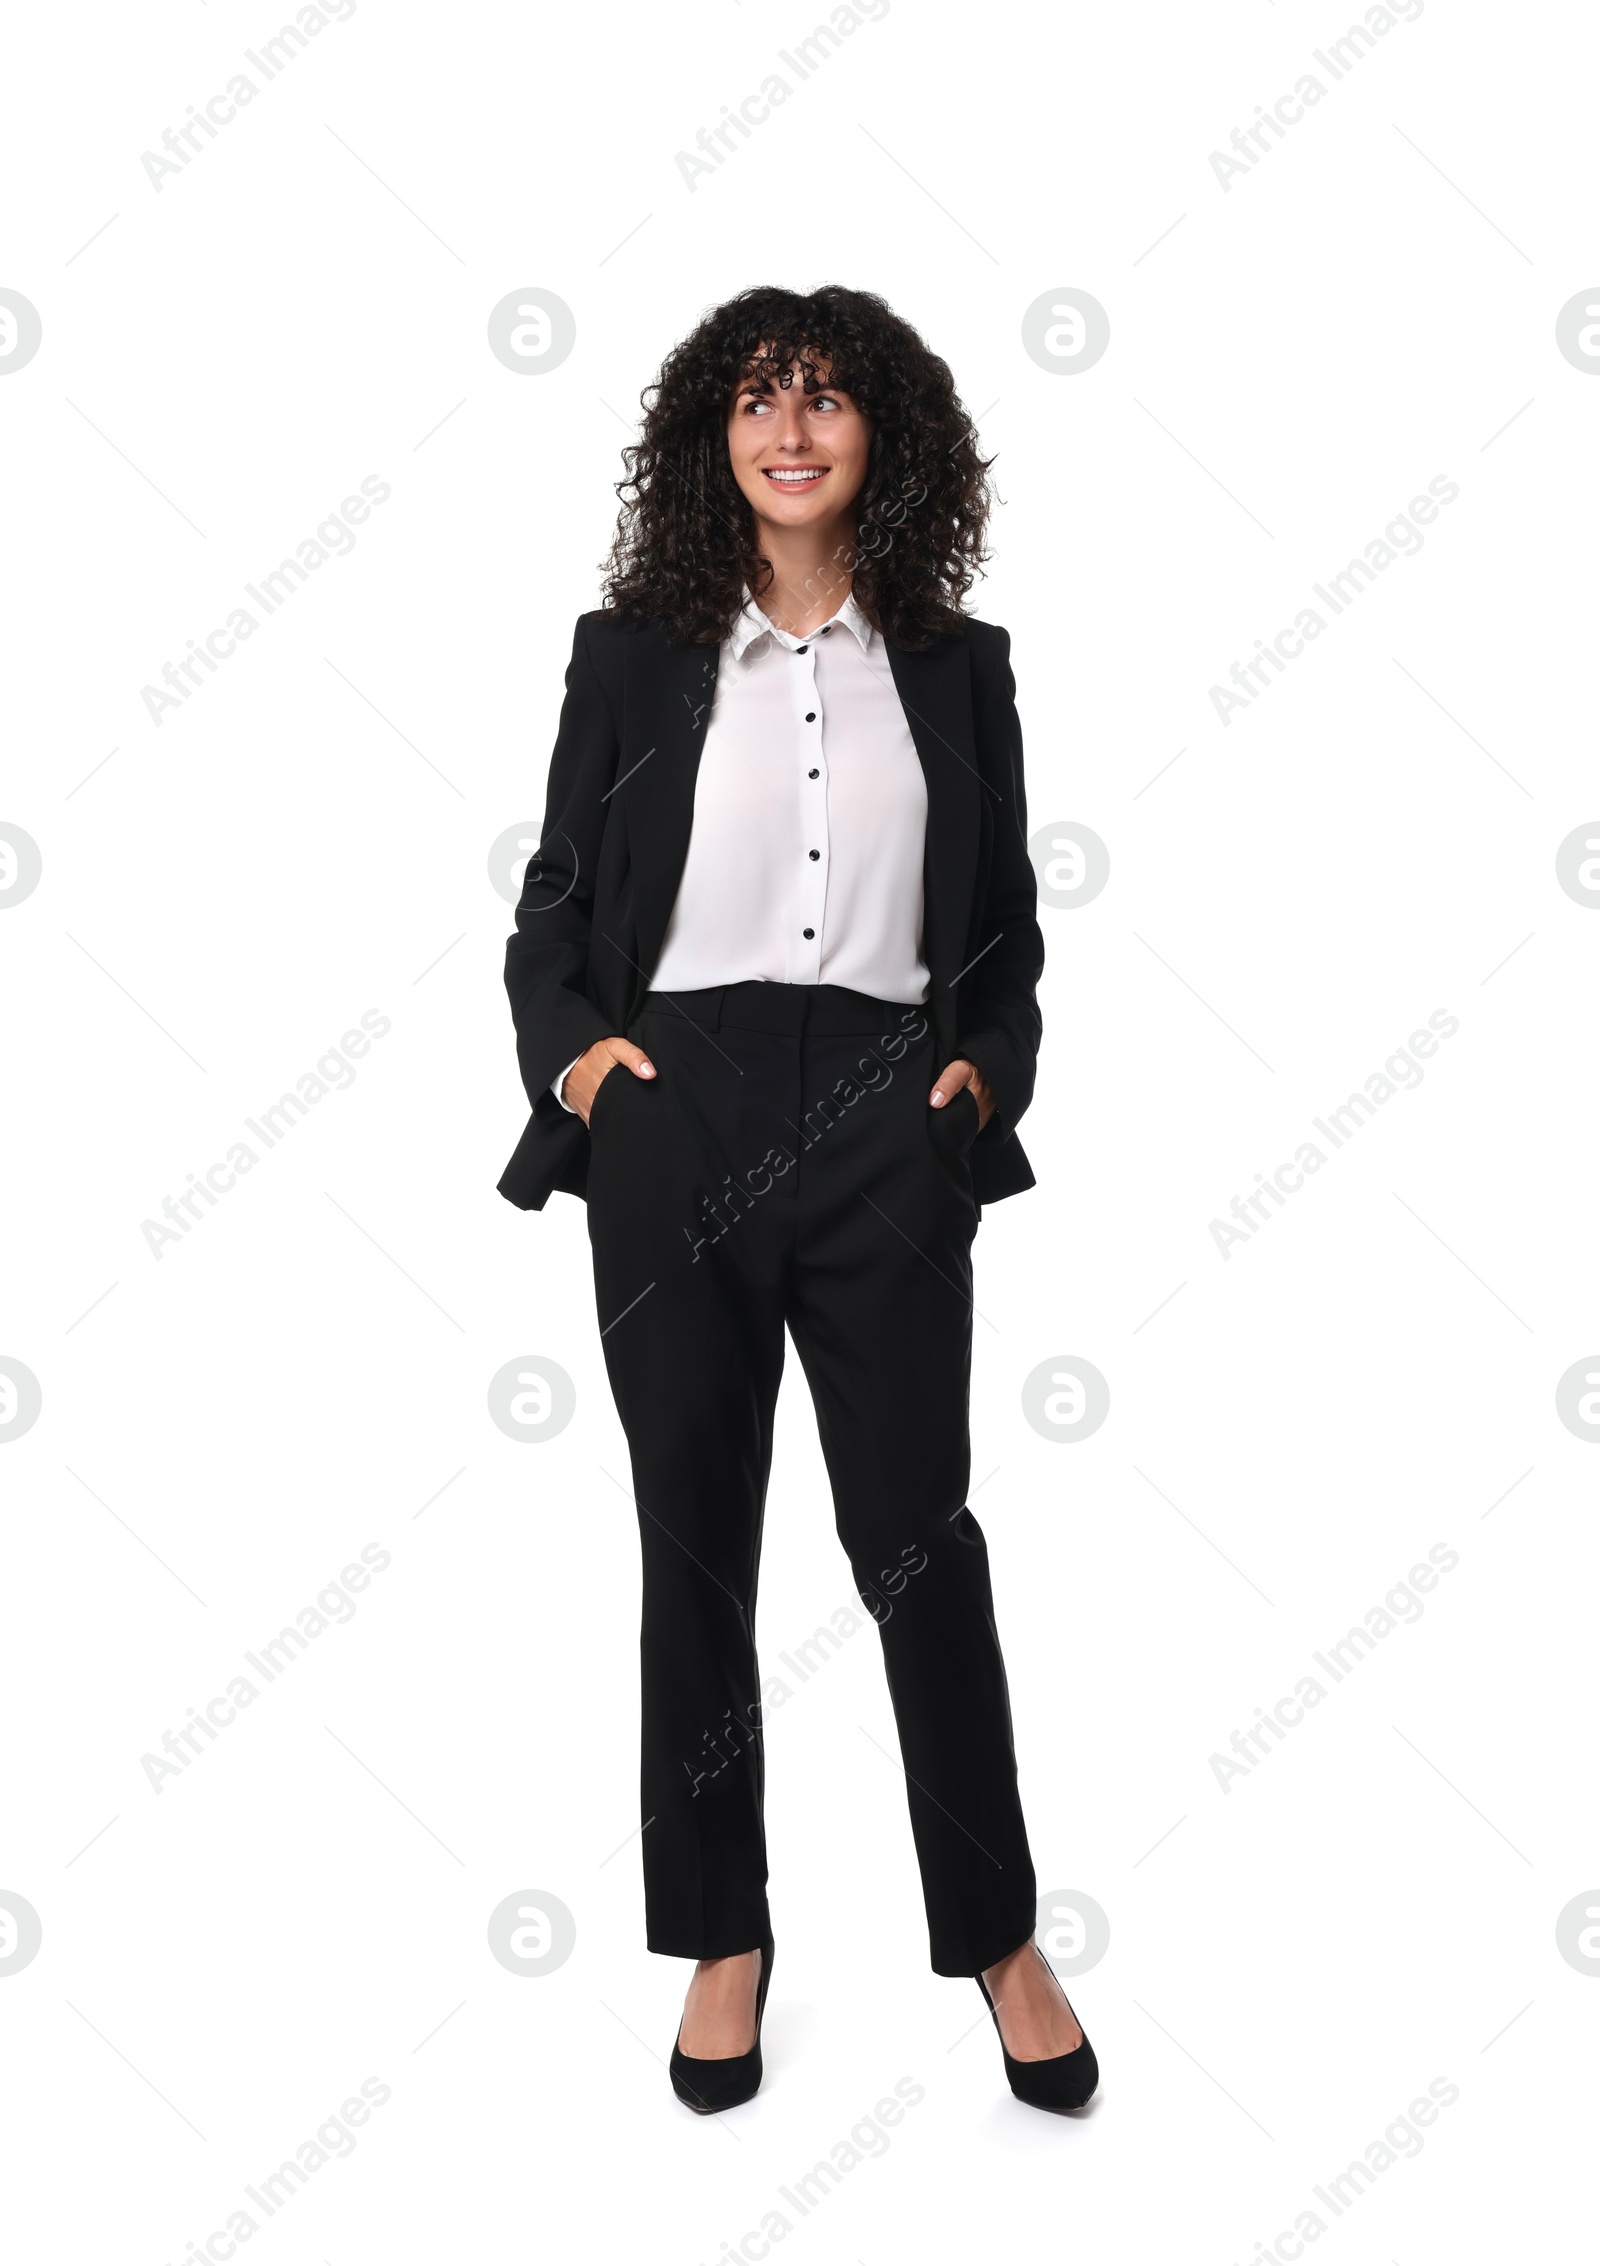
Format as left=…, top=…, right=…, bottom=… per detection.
left=502, top=616, right=624, bottom=1112
left=953, top=626, right=1045, bottom=1144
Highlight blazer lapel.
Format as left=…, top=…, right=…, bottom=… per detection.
left=886, top=635, right=982, bottom=1015
left=616, top=626, right=722, bottom=1008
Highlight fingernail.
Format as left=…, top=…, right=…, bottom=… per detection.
left=639, top=1062, right=656, bottom=1077
left=930, top=1089, right=944, bottom=1105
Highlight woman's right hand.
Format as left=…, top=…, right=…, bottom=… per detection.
left=563, top=1037, right=657, bottom=1127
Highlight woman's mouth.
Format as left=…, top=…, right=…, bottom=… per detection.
left=761, top=465, right=830, bottom=488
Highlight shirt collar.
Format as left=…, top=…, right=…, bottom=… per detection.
left=728, top=586, right=874, bottom=663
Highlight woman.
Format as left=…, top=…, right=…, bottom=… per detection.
left=499, top=285, right=1096, bottom=2115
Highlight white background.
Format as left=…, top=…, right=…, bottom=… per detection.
left=3, top=0, right=1597, bottom=2257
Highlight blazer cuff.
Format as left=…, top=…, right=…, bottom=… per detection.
left=551, top=1053, right=584, bottom=1114
left=516, top=996, right=614, bottom=1115
left=955, top=1028, right=1033, bottom=1143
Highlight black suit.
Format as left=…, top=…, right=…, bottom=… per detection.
left=498, top=610, right=1044, bottom=1212
left=497, top=608, right=1047, bottom=1977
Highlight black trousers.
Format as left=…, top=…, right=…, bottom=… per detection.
left=585, top=980, right=1038, bottom=1977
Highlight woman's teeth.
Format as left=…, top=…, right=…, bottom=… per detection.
left=763, top=467, right=828, bottom=484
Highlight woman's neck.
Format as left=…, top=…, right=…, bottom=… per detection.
left=751, top=520, right=858, bottom=639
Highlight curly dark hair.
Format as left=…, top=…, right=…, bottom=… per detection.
left=599, top=284, right=996, bottom=649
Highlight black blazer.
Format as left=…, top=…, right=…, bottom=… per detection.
left=498, top=609, right=1045, bottom=1214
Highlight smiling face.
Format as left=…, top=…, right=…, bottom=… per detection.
left=725, top=348, right=872, bottom=537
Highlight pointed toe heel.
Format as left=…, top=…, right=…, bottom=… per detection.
left=669, top=1936, right=775, bottom=2114
left=976, top=1956, right=1099, bottom=2113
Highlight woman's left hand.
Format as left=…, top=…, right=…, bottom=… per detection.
left=930, top=1058, right=996, bottom=1133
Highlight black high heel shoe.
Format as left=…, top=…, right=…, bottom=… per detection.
left=670, top=1935, right=776, bottom=2113
left=976, top=1942, right=1098, bottom=2111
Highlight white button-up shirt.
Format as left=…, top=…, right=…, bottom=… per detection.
left=552, top=587, right=930, bottom=1109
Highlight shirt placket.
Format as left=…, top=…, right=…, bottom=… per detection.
left=789, top=631, right=828, bottom=981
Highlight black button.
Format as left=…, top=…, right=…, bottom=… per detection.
left=809, top=849, right=820, bottom=860
left=821, top=625, right=831, bottom=634
left=805, top=711, right=817, bottom=722
left=802, top=927, right=815, bottom=939
left=796, top=644, right=808, bottom=654
left=808, top=768, right=819, bottom=779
